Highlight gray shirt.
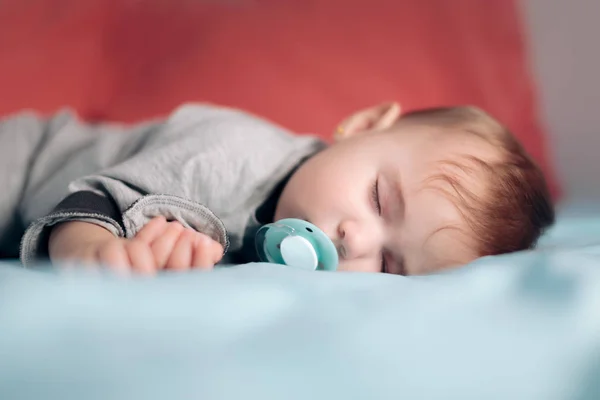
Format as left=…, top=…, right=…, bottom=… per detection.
left=0, top=104, right=325, bottom=266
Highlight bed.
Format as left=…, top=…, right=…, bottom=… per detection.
left=1, top=201, right=599, bottom=400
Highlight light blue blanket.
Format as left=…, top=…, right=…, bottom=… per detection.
left=1, top=206, right=600, bottom=400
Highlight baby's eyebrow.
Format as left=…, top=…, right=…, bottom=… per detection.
left=392, top=174, right=406, bottom=220
left=384, top=243, right=406, bottom=275
left=385, top=174, right=406, bottom=275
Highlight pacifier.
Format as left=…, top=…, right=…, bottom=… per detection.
left=255, top=218, right=338, bottom=271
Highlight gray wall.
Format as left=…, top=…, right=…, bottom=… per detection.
left=522, top=0, right=600, bottom=201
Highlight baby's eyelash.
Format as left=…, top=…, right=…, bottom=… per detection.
left=371, top=180, right=381, bottom=215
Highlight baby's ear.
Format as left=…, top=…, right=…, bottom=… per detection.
left=334, top=102, right=402, bottom=141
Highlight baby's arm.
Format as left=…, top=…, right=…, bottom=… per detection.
left=49, top=217, right=223, bottom=275
left=19, top=108, right=234, bottom=268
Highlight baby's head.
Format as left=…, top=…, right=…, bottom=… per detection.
left=275, top=103, right=555, bottom=275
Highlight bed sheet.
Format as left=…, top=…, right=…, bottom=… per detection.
left=0, top=202, right=599, bottom=399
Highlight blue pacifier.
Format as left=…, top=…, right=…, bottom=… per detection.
left=255, top=218, right=339, bottom=271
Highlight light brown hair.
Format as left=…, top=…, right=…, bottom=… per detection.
left=401, top=106, right=555, bottom=256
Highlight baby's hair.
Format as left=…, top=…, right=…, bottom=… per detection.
left=400, top=106, right=555, bottom=256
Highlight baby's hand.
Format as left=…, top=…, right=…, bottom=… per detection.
left=137, top=216, right=224, bottom=271
left=49, top=216, right=224, bottom=275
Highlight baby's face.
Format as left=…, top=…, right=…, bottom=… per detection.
left=275, top=124, right=489, bottom=275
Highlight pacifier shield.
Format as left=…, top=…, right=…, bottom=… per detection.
left=255, top=218, right=338, bottom=271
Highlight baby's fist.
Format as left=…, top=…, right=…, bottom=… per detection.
left=136, top=217, right=224, bottom=271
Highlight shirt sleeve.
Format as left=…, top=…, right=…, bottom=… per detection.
left=17, top=108, right=247, bottom=267
left=20, top=190, right=229, bottom=267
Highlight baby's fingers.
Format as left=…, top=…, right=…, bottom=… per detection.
left=165, top=229, right=196, bottom=271
left=135, top=216, right=168, bottom=244
left=126, top=241, right=157, bottom=276
left=96, top=241, right=131, bottom=275
left=192, top=235, right=223, bottom=270
left=151, top=222, right=185, bottom=269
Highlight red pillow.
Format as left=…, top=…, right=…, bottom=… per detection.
left=0, top=0, right=560, bottom=197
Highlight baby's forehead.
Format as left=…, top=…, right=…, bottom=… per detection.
left=412, top=147, right=498, bottom=273
left=419, top=223, right=480, bottom=273
left=420, top=130, right=503, bottom=189
left=399, top=164, right=485, bottom=274
left=430, top=126, right=502, bottom=159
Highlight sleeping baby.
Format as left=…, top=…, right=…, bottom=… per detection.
left=0, top=102, right=554, bottom=275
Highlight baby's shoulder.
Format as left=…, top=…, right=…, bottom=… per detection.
left=168, top=103, right=288, bottom=134
left=164, top=102, right=322, bottom=152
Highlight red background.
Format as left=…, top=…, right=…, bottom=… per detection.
left=0, top=0, right=559, bottom=196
